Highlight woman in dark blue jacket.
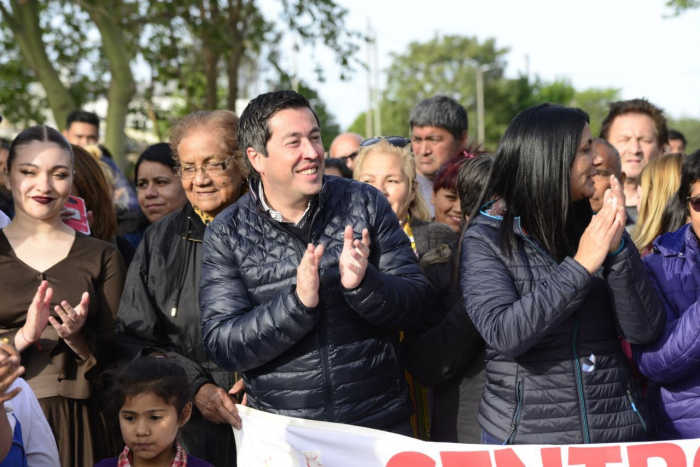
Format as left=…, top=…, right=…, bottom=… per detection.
left=460, top=104, right=665, bottom=445
left=634, top=149, right=700, bottom=440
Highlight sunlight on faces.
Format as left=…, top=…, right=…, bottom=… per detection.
left=63, top=122, right=99, bottom=147
left=432, top=188, right=461, bottom=233
left=120, top=392, right=191, bottom=464
left=570, top=125, right=598, bottom=202
left=411, top=126, right=466, bottom=179
left=357, top=151, right=414, bottom=223
left=607, top=113, right=662, bottom=181
left=5, top=142, right=73, bottom=221
left=249, top=108, right=325, bottom=210
left=137, top=160, right=188, bottom=223
left=177, top=130, right=244, bottom=218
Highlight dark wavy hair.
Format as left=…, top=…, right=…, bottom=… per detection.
left=463, top=103, right=592, bottom=262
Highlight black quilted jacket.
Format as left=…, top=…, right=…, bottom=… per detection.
left=200, top=176, right=432, bottom=429
left=460, top=209, right=665, bottom=444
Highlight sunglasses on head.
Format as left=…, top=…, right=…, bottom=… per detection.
left=688, top=195, right=700, bottom=213
left=360, top=136, right=411, bottom=148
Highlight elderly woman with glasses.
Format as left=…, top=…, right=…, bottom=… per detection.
left=634, top=149, right=700, bottom=440
left=353, top=136, right=455, bottom=440
left=116, top=110, right=247, bottom=466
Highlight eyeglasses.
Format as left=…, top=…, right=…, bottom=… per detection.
left=176, top=158, right=233, bottom=180
left=688, top=195, right=700, bottom=213
left=360, top=136, right=411, bottom=148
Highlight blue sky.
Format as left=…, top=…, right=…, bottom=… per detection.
left=266, top=0, right=700, bottom=130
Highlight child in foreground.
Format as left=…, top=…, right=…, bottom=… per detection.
left=95, top=355, right=212, bottom=467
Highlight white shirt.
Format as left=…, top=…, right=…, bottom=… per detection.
left=0, top=211, right=9, bottom=229
left=416, top=172, right=435, bottom=218
left=4, top=378, right=60, bottom=467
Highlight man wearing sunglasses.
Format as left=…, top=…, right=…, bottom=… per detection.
left=409, top=96, right=470, bottom=217
left=329, top=132, right=364, bottom=170
left=199, top=90, right=431, bottom=436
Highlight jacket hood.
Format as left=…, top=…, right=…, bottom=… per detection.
left=652, top=223, right=698, bottom=257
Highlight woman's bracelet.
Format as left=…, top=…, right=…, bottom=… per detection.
left=608, top=238, right=626, bottom=256
left=19, top=327, right=41, bottom=350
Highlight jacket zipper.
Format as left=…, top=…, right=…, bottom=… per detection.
left=252, top=201, right=337, bottom=420
left=504, top=381, right=523, bottom=445
left=521, top=233, right=591, bottom=444
left=573, top=320, right=591, bottom=443
left=626, top=389, right=647, bottom=432
left=385, top=333, right=402, bottom=391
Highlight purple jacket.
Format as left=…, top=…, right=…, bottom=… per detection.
left=634, top=223, right=700, bottom=440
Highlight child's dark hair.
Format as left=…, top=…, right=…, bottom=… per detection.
left=104, top=352, right=193, bottom=424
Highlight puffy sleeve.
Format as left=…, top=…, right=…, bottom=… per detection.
left=461, top=224, right=593, bottom=359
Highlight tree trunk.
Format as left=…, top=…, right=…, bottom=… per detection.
left=1, top=0, right=76, bottom=130
left=226, top=0, right=245, bottom=112
left=227, top=48, right=242, bottom=111
left=204, top=48, right=219, bottom=109
left=81, top=0, right=136, bottom=172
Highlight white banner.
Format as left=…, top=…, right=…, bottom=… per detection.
left=233, top=405, right=700, bottom=466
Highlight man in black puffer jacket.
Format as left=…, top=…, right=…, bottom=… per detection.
left=200, top=91, right=432, bottom=433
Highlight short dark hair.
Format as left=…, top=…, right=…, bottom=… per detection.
left=8, top=125, right=73, bottom=172
left=66, top=110, right=100, bottom=131
left=409, top=95, right=468, bottom=141
left=0, top=138, right=9, bottom=152
left=599, top=98, right=668, bottom=148
left=457, top=154, right=494, bottom=216
left=104, top=353, right=193, bottom=426
left=677, top=149, right=700, bottom=219
left=134, top=143, right=176, bottom=186
left=324, top=158, right=353, bottom=179
left=668, top=129, right=687, bottom=147
left=237, top=90, right=320, bottom=180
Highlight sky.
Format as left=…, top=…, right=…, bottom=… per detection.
left=264, top=0, right=700, bottom=131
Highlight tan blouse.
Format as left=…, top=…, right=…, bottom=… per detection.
left=0, top=231, right=126, bottom=399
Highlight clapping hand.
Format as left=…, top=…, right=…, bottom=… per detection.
left=296, top=243, right=325, bottom=308
left=49, top=292, right=89, bottom=343
left=574, top=175, right=627, bottom=274
left=339, top=226, right=371, bottom=289
left=18, top=281, right=53, bottom=351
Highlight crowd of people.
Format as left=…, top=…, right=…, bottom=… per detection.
left=0, top=89, right=697, bottom=466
